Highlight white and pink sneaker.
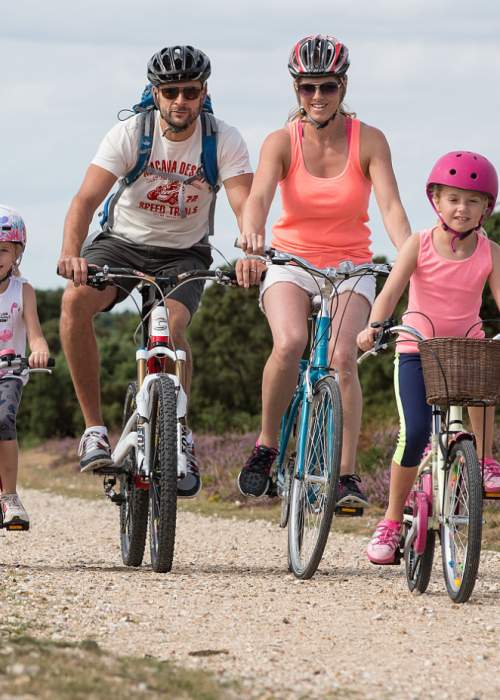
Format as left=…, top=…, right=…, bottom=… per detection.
left=366, top=519, right=402, bottom=565
left=483, top=458, right=500, bottom=494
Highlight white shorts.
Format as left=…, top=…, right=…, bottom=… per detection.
left=259, top=264, right=377, bottom=311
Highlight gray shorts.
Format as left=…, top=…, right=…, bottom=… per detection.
left=81, top=233, right=213, bottom=317
left=0, top=379, right=23, bottom=441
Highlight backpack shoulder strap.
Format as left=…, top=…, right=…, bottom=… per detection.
left=123, top=109, right=155, bottom=185
left=200, top=112, right=219, bottom=190
left=200, top=112, right=219, bottom=237
left=100, top=110, right=155, bottom=230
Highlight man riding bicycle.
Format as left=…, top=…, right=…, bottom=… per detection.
left=58, top=45, right=253, bottom=497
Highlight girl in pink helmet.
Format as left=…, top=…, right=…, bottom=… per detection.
left=357, top=151, right=500, bottom=565
left=0, top=206, right=49, bottom=530
left=236, top=35, right=411, bottom=503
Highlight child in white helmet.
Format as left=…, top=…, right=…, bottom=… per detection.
left=0, top=205, right=49, bottom=529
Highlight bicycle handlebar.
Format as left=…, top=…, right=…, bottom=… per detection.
left=84, top=265, right=238, bottom=290
left=357, top=320, right=426, bottom=365
left=0, top=354, right=55, bottom=375
left=238, top=245, right=391, bottom=280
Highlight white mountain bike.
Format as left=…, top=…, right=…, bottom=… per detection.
left=86, top=265, right=237, bottom=573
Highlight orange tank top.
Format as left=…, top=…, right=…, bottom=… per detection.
left=271, top=118, right=372, bottom=267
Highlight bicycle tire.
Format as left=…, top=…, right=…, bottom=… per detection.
left=288, top=376, right=342, bottom=579
left=149, top=374, right=178, bottom=573
left=440, top=439, right=483, bottom=603
left=278, top=400, right=302, bottom=529
left=404, top=524, right=435, bottom=594
left=119, top=382, right=149, bottom=567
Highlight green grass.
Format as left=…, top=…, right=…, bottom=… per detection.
left=0, top=625, right=236, bottom=700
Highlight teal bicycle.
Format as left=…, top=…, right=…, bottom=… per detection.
left=261, top=249, right=391, bottom=579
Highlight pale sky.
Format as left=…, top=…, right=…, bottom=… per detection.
left=1, top=0, right=499, bottom=289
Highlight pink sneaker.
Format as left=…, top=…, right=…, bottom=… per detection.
left=483, top=458, right=500, bottom=494
left=366, top=519, right=402, bottom=565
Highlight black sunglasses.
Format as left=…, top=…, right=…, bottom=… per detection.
left=297, top=82, right=340, bottom=97
left=159, top=86, right=203, bottom=101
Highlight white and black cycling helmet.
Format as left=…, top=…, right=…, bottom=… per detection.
left=288, top=35, right=349, bottom=78
left=147, top=45, right=211, bottom=85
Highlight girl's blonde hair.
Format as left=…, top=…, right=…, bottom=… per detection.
left=430, top=183, right=489, bottom=202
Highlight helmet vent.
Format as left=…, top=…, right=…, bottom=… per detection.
left=449, top=169, right=456, bottom=175
left=470, top=172, right=478, bottom=179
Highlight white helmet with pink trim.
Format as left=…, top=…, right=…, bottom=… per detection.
left=0, top=205, right=27, bottom=249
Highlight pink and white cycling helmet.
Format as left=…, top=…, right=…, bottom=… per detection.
left=426, top=151, right=498, bottom=219
left=0, top=205, right=27, bottom=249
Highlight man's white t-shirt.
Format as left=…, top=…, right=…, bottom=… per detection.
left=92, top=111, right=252, bottom=248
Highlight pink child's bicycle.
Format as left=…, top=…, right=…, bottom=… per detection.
left=359, top=321, right=500, bottom=603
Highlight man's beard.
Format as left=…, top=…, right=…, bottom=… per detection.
left=161, top=105, right=201, bottom=134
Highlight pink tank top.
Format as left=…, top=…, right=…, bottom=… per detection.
left=398, top=229, right=493, bottom=353
left=271, top=118, right=372, bottom=267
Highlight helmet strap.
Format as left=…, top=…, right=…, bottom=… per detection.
left=440, top=217, right=479, bottom=253
left=299, top=107, right=338, bottom=130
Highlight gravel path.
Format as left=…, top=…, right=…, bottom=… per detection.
left=1, top=488, right=499, bottom=699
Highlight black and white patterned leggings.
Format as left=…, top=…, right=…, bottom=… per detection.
left=0, top=379, right=23, bottom=441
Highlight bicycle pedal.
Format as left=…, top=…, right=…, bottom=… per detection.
left=3, top=520, right=29, bottom=531
left=335, top=505, right=364, bottom=517
left=267, top=479, right=279, bottom=498
left=93, top=464, right=124, bottom=476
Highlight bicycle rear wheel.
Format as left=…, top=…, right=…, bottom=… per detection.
left=119, top=382, right=148, bottom=567
left=149, top=374, right=178, bottom=573
left=288, top=376, right=342, bottom=579
left=440, top=439, right=483, bottom=603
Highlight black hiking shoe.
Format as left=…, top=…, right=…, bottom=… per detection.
left=336, top=474, right=369, bottom=508
left=238, top=445, right=279, bottom=497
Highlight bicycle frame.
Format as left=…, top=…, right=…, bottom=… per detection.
left=406, top=404, right=467, bottom=535
left=274, top=254, right=390, bottom=493
left=277, top=282, right=335, bottom=484
left=85, top=265, right=238, bottom=486
left=111, top=283, right=188, bottom=481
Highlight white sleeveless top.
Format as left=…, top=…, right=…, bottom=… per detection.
left=0, top=277, right=28, bottom=384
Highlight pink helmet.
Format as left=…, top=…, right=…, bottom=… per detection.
left=426, top=151, right=498, bottom=219
left=0, top=205, right=27, bottom=249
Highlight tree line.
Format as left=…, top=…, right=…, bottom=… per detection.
left=17, top=214, right=500, bottom=442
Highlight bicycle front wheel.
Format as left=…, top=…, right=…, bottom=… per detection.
left=288, top=376, right=342, bottom=579
left=149, top=374, right=178, bottom=573
left=120, top=382, right=148, bottom=567
left=440, top=439, right=483, bottom=603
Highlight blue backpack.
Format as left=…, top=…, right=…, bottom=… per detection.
left=100, top=84, right=219, bottom=236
